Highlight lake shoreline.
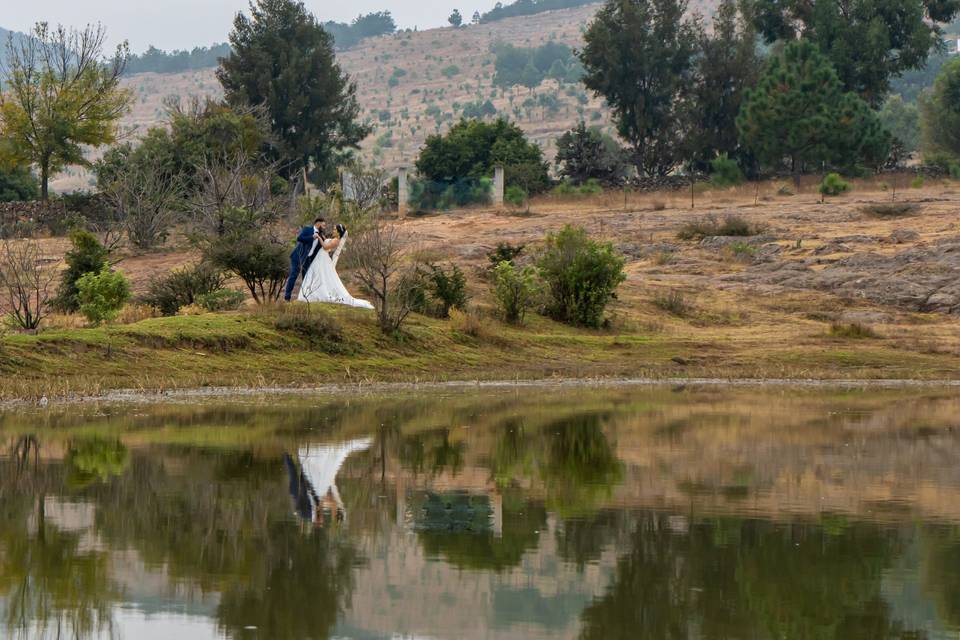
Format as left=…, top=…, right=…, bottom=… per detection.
left=6, top=375, right=960, bottom=411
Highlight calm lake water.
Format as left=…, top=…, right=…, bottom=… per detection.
left=2, top=385, right=960, bottom=639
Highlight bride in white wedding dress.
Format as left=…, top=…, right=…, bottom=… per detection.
left=297, top=229, right=374, bottom=309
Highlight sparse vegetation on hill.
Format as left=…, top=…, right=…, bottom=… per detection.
left=125, top=44, right=232, bottom=75
left=480, top=0, right=599, bottom=23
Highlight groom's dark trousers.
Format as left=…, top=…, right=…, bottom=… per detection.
left=284, top=226, right=318, bottom=301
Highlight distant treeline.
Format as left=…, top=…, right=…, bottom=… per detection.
left=323, top=11, right=396, bottom=50
left=125, top=43, right=232, bottom=75
left=480, top=0, right=597, bottom=24
left=121, top=12, right=396, bottom=76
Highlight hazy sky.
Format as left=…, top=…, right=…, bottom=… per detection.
left=3, top=1, right=502, bottom=52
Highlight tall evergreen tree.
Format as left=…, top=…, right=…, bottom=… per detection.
left=737, top=40, right=889, bottom=184
left=579, top=0, right=699, bottom=177
left=217, top=0, right=369, bottom=185
left=685, top=0, right=762, bottom=172
left=745, top=0, right=960, bottom=105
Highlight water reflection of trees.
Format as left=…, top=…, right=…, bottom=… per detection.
left=0, top=445, right=360, bottom=640
left=579, top=515, right=928, bottom=640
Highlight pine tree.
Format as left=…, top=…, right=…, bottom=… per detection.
left=737, top=40, right=889, bottom=185
left=217, top=0, right=369, bottom=186
left=747, top=0, right=960, bottom=105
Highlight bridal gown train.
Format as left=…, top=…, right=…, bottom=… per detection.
left=297, top=236, right=374, bottom=309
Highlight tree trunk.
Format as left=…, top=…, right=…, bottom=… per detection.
left=40, top=159, right=50, bottom=202
left=792, top=155, right=801, bottom=191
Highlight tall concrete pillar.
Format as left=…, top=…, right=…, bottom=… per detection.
left=493, top=165, right=505, bottom=208
left=397, top=167, right=408, bottom=218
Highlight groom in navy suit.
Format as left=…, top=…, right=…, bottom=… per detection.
left=284, top=217, right=326, bottom=302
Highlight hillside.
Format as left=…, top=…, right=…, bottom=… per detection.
left=47, top=0, right=722, bottom=192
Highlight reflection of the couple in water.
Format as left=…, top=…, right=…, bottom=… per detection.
left=284, top=437, right=373, bottom=527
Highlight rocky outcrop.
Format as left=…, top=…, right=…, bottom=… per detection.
left=722, top=239, right=960, bottom=314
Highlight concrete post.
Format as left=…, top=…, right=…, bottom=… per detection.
left=397, top=167, right=408, bottom=218
left=493, top=165, right=505, bottom=209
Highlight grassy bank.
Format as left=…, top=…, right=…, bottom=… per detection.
left=2, top=301, right=959, bottom=403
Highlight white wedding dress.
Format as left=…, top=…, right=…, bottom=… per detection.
left=297, top=234, right=374, bottom=309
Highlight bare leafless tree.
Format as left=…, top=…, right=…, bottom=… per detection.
left=0, top=239, right=59, bottom=330
left=349, top=214, right=423, bottom=332
left=342, top=160, right=388, bottom=211
left=102, top=154, right=185, bottom=250
left=188, top=153, right=283, bottom=236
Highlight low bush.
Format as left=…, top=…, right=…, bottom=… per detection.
left=819, top=173, right=850, bottom=197
left=76, top=265, right=131, bottom=325
left=677, top=215, right=759, bottom=240
left=53, top=229, right=110, bottom=312
left=654, top=290, right=692, bottom=317
left=727, top=242, right=756, bottom=262
left=776, top=185, right=795, bottom=196
left=861, top=203, right=920, bottom=218
left=204, top=231, right=288, bottom=304
left=196, top=289, right=246, bottom=312
left=487, top=242, right=525, bottom=267
left=910, top=176, right=925, bottom=189
left=272, top=305, right=350, bottom=353
left=493, top=260, right=540, bottom=324
left=505, top=185, right=528, bottom=207
left=538, top=225, right=626, bottom=328
left=950, top=163, right=960, bottom=179
left=142, top=264, right=226, bottom=316
left=709, top=154, right=743, bottom=187
left=829, top=322, right=878, bottom=339
left=450, top=306, right=493, bottom=338
left=420, top=263, right=468, bottom=318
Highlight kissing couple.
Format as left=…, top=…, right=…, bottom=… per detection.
left=284, top=216, right=374, bottom=309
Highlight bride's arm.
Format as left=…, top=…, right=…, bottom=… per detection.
left=321, top=237, right=340, bottom=250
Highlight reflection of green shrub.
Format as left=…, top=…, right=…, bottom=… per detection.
left=66, top=438, right=129, bottom=487
left=542, top=414, right=623, bottom=517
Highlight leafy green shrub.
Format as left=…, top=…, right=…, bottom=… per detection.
left=54, top=229, right=110, bottom=312
left=819, top=173, right=850, bottom=196
left=76, top=264, right=131, bottom=325
left=951, top=163, right=960, bottom=179
left=505, top=185, right=528, bottom=207
left=204, top=231, right=288, bottom=304
left=196, top=288, right=246, bottom=312
left=493, top=261, right=540, bottom=324
left=142, top=264, right=226, bottom=316
left=911, top=175, right=925, bottom=188
left=538, top=225, right=626, bottom=328
left=487, top=242, right=525, bottom=267
left=677, top=215, right=758, bottom=240
left=420, top=263, right=468, bottom=318
left=654, top=290, right=692, bottom=316
left=709, top=154, right=744, bottom=187
left=579, top=178, right=604, bottom=195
